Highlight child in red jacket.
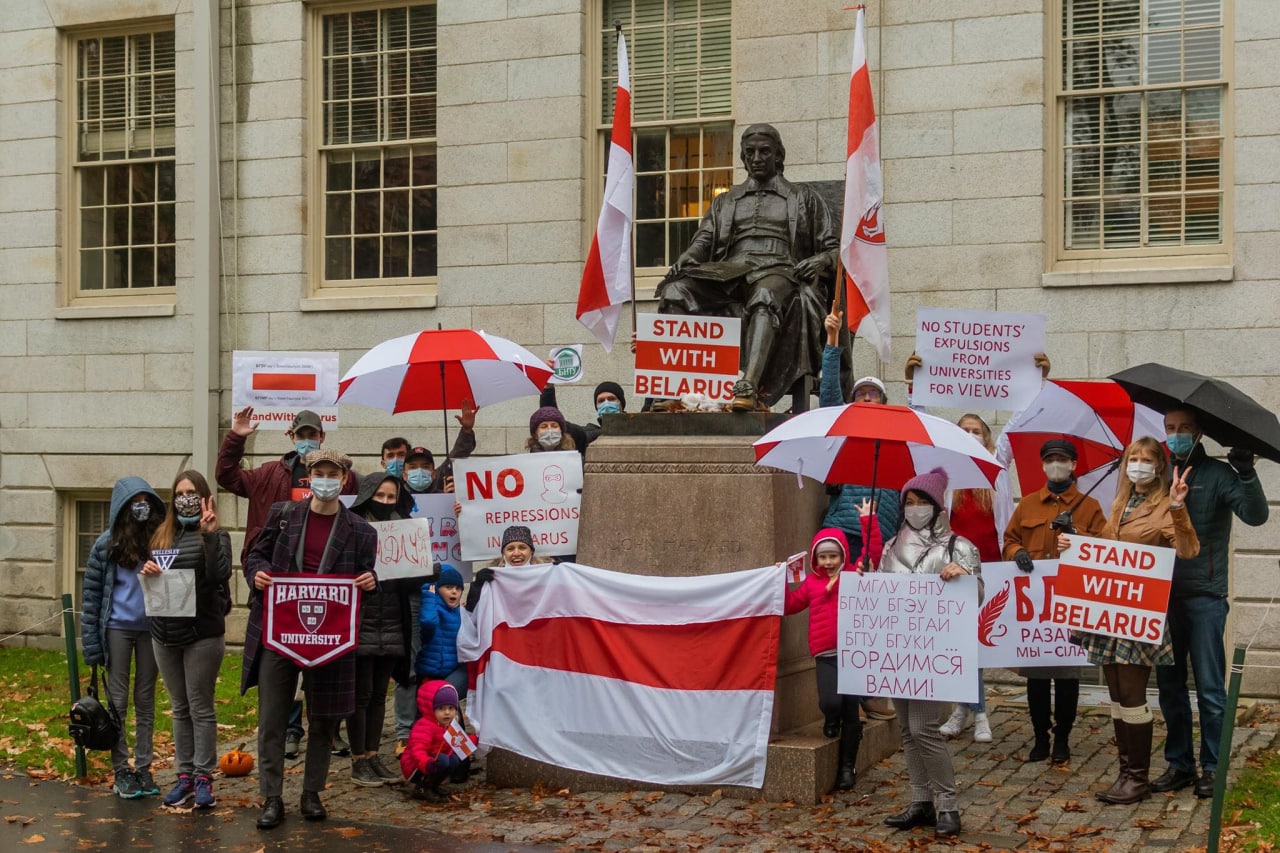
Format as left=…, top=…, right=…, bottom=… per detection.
left=785, top=504, right=882, bottom=792
left=400, top=680, right=475, bottom=802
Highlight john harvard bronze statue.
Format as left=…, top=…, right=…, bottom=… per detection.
left=656, top=123, right=840, bottom=411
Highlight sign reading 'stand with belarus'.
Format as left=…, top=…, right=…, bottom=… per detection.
left=263, top=574, right=361, bottom=668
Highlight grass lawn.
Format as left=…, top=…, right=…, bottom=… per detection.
left=0, top=646, right=258, bottom=783
left=1223, top=734, right=1280, bottom=851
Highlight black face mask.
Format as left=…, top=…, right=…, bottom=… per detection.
left=367, top=502, right=396, bottom=522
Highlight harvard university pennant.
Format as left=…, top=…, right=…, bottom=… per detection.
left=263, top=574, right=361, bottom=668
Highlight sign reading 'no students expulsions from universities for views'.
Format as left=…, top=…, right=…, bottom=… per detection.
left=912, top=308, right=1046, bottom=411
left=634, top=313, right=741, bottom=403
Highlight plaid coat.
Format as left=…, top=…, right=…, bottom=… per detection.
left=240, top=499, right=378, bottom=718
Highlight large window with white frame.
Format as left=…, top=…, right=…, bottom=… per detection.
left=1053, top=0, right=1227, bottom=265
left=315, top=3, right=437, bottom=290
left=599, top=0, right=733, bottom=276
left=70, top=28, right=176, bottom=298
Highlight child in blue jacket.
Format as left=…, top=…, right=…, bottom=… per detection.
left=414, top=565, right=468, bottom=781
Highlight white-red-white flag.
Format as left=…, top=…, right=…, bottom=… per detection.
left=577, top=30, right=634, bottom=352
left=444, top=717, right=475, bottom=761
left=457, top=562, right=784, bottom=787
left=841, top=7, right=891, bottom=364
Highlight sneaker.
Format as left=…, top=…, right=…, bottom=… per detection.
left=193, top=775, right=217, bottom=809
left=284, top=731, right=302, bottom=759
left=939, top=706, right=971, bottom=738
left=331, top=735, right=351, bottom=757
left=369, top=755, right=402, bottom=784
left=113, top=769, right=143, bottom=799
left=135, top=768, right=160, bottom=796
left=861, top=697, right=896, bottom=721
left=973, top=713, right=993, bottom=743
left=163, top=774, right=195, bottom=806
left=351, top=757, right=384, bottom=787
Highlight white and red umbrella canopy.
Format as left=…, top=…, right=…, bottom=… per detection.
left=753, top=403, right=1005, bottom=491
left=337, top=329, right=554, bottom=413
left=1001, top=379, right=1164, bottom=508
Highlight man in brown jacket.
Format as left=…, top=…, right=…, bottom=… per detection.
left=1002, top=438, right=1107, bottom=764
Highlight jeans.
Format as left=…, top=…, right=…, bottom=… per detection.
left=287, top=701, right=304, bottom=738
left=105, top=629, right=158, bottom=774
left=963, top=670, right=987, bottom=714
left=152, top=635, right=225, bottom=777
left=1157, top=595, right=1229, bottom=773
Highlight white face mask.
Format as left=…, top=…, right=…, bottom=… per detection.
left=537, top=429, right=562, bottom=449
left=1043, top=461, right=1075, bottom=483
left=904, top=506, right=935, bottom=530
left=1126, top=461, right=1157, bottom=485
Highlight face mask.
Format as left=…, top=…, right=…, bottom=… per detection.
left=1043, top=461, right=1074, bottom=483
left=294, top=438, right=320, bottom=458
left=406, top=469, right=433, bottom=491
left=309, top=477, right=341, bottom=500
left=904, top=506, right=934, bottom=530
left=367, top=502, right=395, bottom=522
left=384, top=458, right=405, bottom=478
left=1166, top=433, right=1196, bottom=457
left=174, top=493, right=202, bottom=525
left=130, top=501, right=152, bottom=522
left=538, top=429, right=562, bottom=449
left=1126, top=462, right=1157, bottom=485
left=597, top=401, right=622, bottom=419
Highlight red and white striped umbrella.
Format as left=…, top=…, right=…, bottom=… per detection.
left=753, top=403, right=1005, bottom=491
left=337, top=329, right=553, bottom=413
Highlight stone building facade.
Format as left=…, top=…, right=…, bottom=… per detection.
left=1, top=0, right=1276, bottom=695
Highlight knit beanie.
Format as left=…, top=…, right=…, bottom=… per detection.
left=433, top=683, right=460, bottom=712
left=901, top=466, right=948, bottom=509
left=436, top=565, right=464, bottom=588
left=501, top=525, right=535, bottom=552
left=529, top=406, right=566, bottom=436
left=814, top=538, right=844, bottom=557
left=593, top=381, right=626, bottom=410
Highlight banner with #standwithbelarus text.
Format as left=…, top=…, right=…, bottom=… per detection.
left=263, top=574, right=361, bottom=668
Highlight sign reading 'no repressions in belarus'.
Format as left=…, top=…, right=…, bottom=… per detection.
left=454, top=451, right=583, bottom=561
left=634, top=313, right=741, bottom=403
left=1051, top=535, right=1175, bottom=645
left=912, top=308, right=1046, bottom=411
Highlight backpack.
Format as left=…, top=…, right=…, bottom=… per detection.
left=69, top=666, right=122, bottom=751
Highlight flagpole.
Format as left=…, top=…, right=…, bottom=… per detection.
left=619, top=21, right=638, bottom=341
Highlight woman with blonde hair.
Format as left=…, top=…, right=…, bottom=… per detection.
left=1060, top=436, right=1197, bottom=805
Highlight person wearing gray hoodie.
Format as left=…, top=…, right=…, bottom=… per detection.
left=81, top=476, right=167, bottom=799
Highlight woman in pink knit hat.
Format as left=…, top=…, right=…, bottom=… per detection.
left=877, top=467, right=982, bottom=840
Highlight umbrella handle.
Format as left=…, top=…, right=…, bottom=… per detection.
left=864, top=439, right=880, bottom=570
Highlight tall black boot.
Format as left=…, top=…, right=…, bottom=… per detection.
left=1052, top=678, right=1079, bottom=764
left=1025, top=678, right=1052, bottom=762
left=835, top=725, right=862, bottom=791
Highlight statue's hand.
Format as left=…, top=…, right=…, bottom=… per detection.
left=794, top=254, right=831, bottom=282
left=668, top=255, right=698, bottom=278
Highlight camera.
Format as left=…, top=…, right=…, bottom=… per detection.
left=1049, top=511, right=1075, bottom=534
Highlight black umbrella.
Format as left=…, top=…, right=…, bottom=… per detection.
left=1109, top=363, right=1280, bottom=463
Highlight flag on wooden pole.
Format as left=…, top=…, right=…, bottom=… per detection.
left=576, top=29, right=634, bottom=352
left=841, top=7, right=891, bottom=363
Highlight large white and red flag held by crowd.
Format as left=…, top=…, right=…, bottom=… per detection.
left=841, top=6, right=891, bottom=364
left=576, top=28, right=634, bottom=352
left=458, top=562, right=784, bottom=787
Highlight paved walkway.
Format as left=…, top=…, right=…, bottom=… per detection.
left=91, top=694, right=1280, bottom=851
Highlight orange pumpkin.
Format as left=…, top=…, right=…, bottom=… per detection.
left=219, top=744, right=255, bottom=777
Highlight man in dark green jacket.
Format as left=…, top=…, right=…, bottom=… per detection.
left=1152, top=408, right=1269, bottom=798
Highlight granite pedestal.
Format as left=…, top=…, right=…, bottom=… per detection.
left=484, top=414, right=900, bottom=803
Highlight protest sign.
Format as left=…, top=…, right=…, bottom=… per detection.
left=977, top=561, right=1089, bottom=669
left=411, top=493, right=470, bottom=580
left=454, top=451, right=583, bottom=560
left=232, top=351, right=340, bottom=431
left=837, top=573, right=980, bottom=703
left=548, top=345, right=584, bottom=385
left=141, top=548, right=196, bottom=618
left=370, top=517, right=435, bottom=581
left=912, top=308, right=1046, bottom=411
left=1050, top=534, right=1175, bottom=645
left=263, top=574, right=360, bottom=668
left=634, top=313, right=740, bottom=403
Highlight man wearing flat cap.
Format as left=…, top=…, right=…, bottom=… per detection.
left=241, top=449, right=378, bottom=830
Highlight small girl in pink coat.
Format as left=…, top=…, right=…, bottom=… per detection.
left=785, top=502, right=882, bottom=792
